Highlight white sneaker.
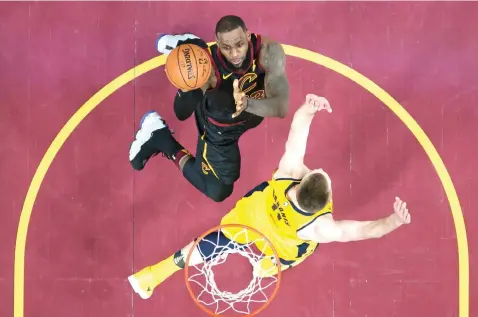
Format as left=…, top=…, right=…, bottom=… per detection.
left=128, top=111, right=168, bottom=170
left=128, top=267, right=157, bottom=300
left=156, top=33, right=200, bottom=55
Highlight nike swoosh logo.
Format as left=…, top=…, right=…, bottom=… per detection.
left=222, top=73, right=233, bottom=80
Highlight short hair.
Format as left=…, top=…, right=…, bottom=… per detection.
left=215, top=15, right=247, bottom=34
left=296, top=173, right=331, bottom=213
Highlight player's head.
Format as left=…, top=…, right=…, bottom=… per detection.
left=296, top=169, right=332, bottom=213
left=215, top=15, right=251, bottom=69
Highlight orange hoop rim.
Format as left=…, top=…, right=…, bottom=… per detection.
left=184, top=223, right=282, bottom=317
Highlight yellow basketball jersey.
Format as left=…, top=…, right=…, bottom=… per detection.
left=220, top=177, right=333, bottom=262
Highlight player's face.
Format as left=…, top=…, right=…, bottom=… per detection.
left=216, top=27, right=251, bottom=69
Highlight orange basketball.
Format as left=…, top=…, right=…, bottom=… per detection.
left=165, top=44, right=212, bottom=91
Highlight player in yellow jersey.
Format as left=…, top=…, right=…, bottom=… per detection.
left=128, top=94, right=412, bottom=299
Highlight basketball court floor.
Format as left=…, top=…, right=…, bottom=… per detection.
left=1, top=2, right=477, bottom=317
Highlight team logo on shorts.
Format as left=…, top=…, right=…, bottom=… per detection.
left=201, top=162, right=211, bottom=175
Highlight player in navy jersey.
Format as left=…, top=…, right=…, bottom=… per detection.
left=129, top=15, right=290, bottom=202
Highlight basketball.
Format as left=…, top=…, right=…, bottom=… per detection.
left=165, top=44, right=212, bottom=91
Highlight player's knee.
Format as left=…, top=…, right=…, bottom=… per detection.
left=197, top=231, right=233, bottom=261
left=210, top=192, right=229, bottom=203
left=208, top=183, right=234, bottom=202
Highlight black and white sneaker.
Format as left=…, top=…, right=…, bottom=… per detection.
left=129, top=111, right=184, bottom=171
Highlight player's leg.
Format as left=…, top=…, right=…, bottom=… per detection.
left=128, top=229, right=238, bottom=299
left=181, top=135, right=234, bottom=202
left=129, top=111, right=192, bottom=171
left=128, top=111, right=234, bottom=202
left=182, top=160, right=234, bottom=202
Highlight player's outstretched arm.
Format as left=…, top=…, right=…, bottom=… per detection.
left=234, top=40, right=290, bottom=118
left=303, top=197, right=411, bottom=243
left=274, top=94, right=332, bottom=179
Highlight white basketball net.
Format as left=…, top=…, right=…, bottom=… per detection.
left=187, top=227, right=279, bottom=316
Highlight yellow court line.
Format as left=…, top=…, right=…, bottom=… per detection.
left=14, top=43, right=468, bottom=317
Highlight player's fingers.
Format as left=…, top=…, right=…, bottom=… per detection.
left=401, top=211, right=408, bottom=223
left=320, top=102, right=332, bottom=113
left=306, top=94, right=319, bottom=107
left=394, top=196, right=402, bottom=210
left=401, top=202, right=407, bottom=213
left=403, top=208, right=410, bottom=222
left=232, top=108, right=244, bottom=118
left=316, top=98, right=331, bottom=113
left=401, top=209, right=408, bottom=220
left=306, top=93, right=317, bottom=101
left=232, top=103, right=246, bottom=118
left=325, top=101, right=332, bottom=113
left=233, top=79, right=239, bottom=91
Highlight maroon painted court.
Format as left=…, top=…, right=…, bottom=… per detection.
left=1, top=2, right=477, bottom=317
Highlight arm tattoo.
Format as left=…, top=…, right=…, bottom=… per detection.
left=262, top=42, right=289, bottom=98
left=244, top=41, right=290, bottom=118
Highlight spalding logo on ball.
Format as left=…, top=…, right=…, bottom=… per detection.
left=165, top=44, right=212, bottom=91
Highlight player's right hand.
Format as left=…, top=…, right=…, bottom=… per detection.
left=392, top=197, right=411, bottom=224
left=305, top=94, right=332, bottom=114
left=232, top=79, right=248, bottom=118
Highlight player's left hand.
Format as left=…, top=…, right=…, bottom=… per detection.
left=232, top=79, right=248, bottom=118
left=392, top=196, right=411, bottom=224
